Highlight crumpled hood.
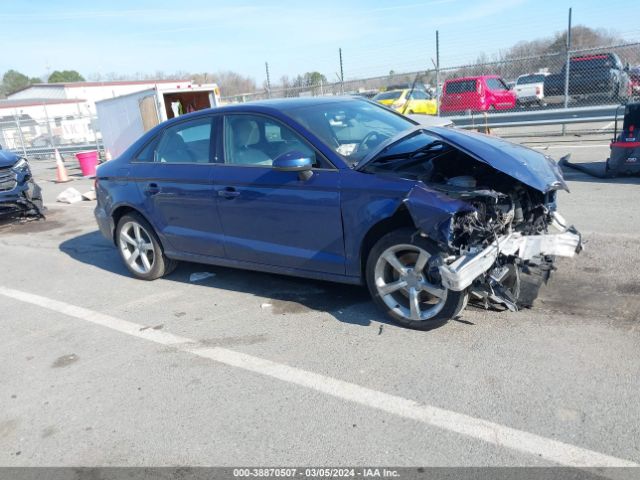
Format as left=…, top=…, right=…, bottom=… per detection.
left=358, top=126, right=568, bottom=193
left=0, top=150, right=19, bottom=168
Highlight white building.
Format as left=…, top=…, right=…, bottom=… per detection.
left=0, top=98, right=92, bottom=150
left=2, top=80, right=193, bottom=150
left=8, top=79, right=192, bottom=114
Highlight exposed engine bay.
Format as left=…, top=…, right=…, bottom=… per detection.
left=364, top=138, right=582, bottom=311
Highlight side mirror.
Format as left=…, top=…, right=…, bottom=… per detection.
left=273, top=151, right=314, bottom=180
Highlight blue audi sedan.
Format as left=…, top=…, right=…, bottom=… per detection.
left=95, top=97, right=581, bottom=330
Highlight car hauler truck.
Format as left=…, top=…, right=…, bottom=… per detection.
left=96, top=82, right=221, bottom=158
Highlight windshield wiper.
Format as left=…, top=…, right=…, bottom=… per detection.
left=370, top=141, right=441, bottom=164
left=354, top=126, right=424, bottom=169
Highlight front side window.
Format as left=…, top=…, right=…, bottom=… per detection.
left=486, top=78, right=508, bottom=91
left=155, top=117, right=213, bottom=163
left=224, top=114, right=317, bottom=167
left=410, top=90, right=428, bottom=100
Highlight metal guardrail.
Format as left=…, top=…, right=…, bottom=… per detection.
left=5, top=105, right=623, bottom=161
left=449, top=104, right=619, bottom=129
left=7, top=143, right=102, bottom=160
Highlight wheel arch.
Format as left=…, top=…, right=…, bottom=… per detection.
left=359, top=205, right=417, bottom=279
left=111, top=204, right=158, bottom=246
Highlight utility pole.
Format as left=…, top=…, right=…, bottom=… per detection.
left=435, top=30, right=440, bottom=116
left=265, top=62, right=271, bottom=99
left=339, top=48, right=344, bottom=94
left=562, top=7, right=572, bottom=135
left=563, top=7, right=572, bottom=110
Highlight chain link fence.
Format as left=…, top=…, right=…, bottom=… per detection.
left=1, top=40, right=638, bottom=160
left=0, top=113, right=102, bottom=160
left=222, top=42, right=640, bottom=118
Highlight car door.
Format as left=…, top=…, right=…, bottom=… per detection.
left=410, top=90, right=434, bottom=114
left=213, top=113, right=345, bottom=275
left=134, top=115, right=226, bottom=258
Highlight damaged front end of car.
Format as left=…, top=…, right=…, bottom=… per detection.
left=363, top=127, right=582, bottom=311
left=0, top=151, right=45, bottom=220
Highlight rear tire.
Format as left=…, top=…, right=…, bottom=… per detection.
left=365, top=228, right=468, bottom=331
left=115, top=212, right=177, bottom=280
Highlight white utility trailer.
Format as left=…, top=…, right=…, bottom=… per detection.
left=96, top=83, right=221, bottom=158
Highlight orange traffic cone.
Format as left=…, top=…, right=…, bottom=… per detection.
left=54, top=149, right=71, bottom=183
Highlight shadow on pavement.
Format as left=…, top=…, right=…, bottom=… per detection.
left=59, top=230, right=397, bottom=329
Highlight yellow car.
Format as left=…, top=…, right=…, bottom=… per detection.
left=373, top=89, right=437, bottom=115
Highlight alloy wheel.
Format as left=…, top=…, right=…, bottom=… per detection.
left=118, top=221, right=156, bottom=274
left=373, top=244, right=447, bottom=321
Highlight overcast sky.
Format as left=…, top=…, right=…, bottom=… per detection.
left=2, top=0, right=638, bottom=83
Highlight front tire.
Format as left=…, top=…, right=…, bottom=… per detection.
left=115, top=212, right=177, bottom=280
left=365, top=228, right=468, bottom=330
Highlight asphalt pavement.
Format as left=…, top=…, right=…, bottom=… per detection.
left=0, top=140, right=639, bottom=470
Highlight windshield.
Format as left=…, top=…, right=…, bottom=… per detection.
left=570, top=55, right=614, bottom=71
left=517, top=74, right=545, bottom=84
left=285, top=100, right=414, bottom=165
left=373, top=91, right=403, bottom=101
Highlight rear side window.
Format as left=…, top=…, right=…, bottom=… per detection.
left=135, top=138, right=158, bottom=162
left=445, top=80, right=476, bottom=94
left=486, top=78, right=509, bottom=91
left=517, top=74, right=545, bottom=85
left=155, top=117, right=213, bottom=163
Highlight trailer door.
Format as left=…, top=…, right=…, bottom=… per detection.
left=139, top=95, right=160, bottom=132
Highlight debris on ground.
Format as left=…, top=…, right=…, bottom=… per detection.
left=81, top=190, right=97, bottom=201
left=189, top=272, right=216, bottom=282
left=56, top=187, right=83, bottom=204
left=260, top=303, right=273, bottom=309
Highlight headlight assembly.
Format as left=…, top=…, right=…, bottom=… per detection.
left=12, top=158, right=30, bottom=173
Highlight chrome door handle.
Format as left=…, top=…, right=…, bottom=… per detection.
left=145, top=183, right=160, bottom=195
left=218, top=188, right=240, bottom=199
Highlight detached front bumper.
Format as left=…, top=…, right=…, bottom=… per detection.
left=439, top=213, right=582, bottom=292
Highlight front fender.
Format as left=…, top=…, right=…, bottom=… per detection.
left=403, top=184, right=474, bottom=244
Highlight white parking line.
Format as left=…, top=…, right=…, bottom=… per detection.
left=1, top=285, right=637, bottom=468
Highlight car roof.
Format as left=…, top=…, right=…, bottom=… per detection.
left=226, top=96, right=359, bottom=110
left=445, top=75, right=501, bottom=83
left=155, top=96, right=368, bottom=128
